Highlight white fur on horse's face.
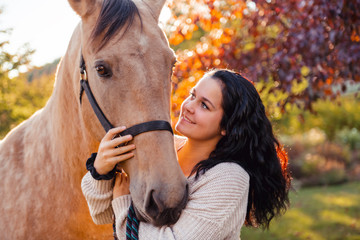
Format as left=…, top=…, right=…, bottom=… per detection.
left=0, top=0, right=187, bottom=239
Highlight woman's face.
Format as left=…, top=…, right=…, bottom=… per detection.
left=175, top=76, right=224, bottom=141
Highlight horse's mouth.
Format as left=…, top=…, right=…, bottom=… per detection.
left=134, top=204, right=183, bottom=227
left=134, top=205, right=152, bottom=223
left=133, top=185, right=189, bottom=226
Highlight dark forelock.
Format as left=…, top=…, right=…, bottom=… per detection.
left=91, top=0, right=141, bottom=49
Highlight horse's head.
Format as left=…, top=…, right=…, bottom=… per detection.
left=68, top=0, right=188, bottom=226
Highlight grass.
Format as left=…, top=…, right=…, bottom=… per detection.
left=241, top=181, right=360, bottom=240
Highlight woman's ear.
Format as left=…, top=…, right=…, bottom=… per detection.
left=221, top=130, right=226, bottom=136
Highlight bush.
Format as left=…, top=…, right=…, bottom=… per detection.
left=336, top=127, right=360, bottom=151
left=273, top=94, right=360, bottom=140
left=314, top=96, right=360, bottom=141
left=284, top=129, right=350, bottom=186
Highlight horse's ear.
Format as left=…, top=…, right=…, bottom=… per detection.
left=143, top=0, right=166, bottom=20
left=68, top=0, right=99, bottom=18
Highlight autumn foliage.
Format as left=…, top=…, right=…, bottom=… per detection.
left=165, top=0, right=360, bottom=124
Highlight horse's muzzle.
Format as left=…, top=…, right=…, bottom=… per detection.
left=143, top=183, right=189, bottom=226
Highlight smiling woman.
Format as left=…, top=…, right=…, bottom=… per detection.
left=175, top=76, right=225, bottom=145
left=81, top=69, right=291, bottom=240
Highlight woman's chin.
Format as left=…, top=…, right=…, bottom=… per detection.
left=175, top=121, right=188, bottom=135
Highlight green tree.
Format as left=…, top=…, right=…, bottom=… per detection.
left=0, top=8, right=34, bottom=137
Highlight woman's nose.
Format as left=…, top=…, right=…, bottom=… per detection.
left=183, top=101, right=195, bottom=114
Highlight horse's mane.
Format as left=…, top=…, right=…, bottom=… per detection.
left=92, top=0, right=142, bottom=50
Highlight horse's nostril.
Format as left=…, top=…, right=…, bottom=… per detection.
left=145, top=190, right=160, bottom=220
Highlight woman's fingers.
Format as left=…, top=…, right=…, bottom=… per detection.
left=122, top=169, right=129, bottom=182
left=114, top=172, right=123, bottom=185
left=113, top=170, right=130, bottom=198
left=109, top=152, right=134, bottom=164
left=109, top=134, right=133, bottom=148
left=115, top=170, right=128, bottom=183
left=95, top=127, right=134, bottom=175
left=103, top=143, right=135, bottom=160
left=113, top=144, right=136, bottom=155
left=104, top=126, right=126, bottom=141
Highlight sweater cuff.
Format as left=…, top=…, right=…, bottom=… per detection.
left=85, top=171, right=114, bottom=194
left=112, top=195, right=132, bottom=219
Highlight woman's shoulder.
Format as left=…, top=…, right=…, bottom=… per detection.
left=191, top=162, right=249, bottom=190
left=189, top=162, right=250, bottom=199
left=207, top=162, right=249, bottom=182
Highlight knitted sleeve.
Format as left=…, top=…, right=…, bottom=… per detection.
left=81, top=172, right=116, bottom=225
left=112, top=163, right=249, bottom=240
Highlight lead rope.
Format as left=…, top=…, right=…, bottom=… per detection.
left=112, top=202, right=139, bottom=240
left=126, top=202, right=140, bottom=240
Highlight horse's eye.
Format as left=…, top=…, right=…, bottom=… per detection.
left=95, top=64, right=112, bottom=77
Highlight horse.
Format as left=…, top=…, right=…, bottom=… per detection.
left=0, top=0, right=188, bottom=239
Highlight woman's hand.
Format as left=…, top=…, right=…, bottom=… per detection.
left=94, top=126, right=136, bottom=175
left=113, top=170, right=130, bottom=199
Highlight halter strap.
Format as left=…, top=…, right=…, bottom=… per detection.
left=121, top=120, right=173, bottom=137
left=80, top=79, right=114, bottom=132
left=79, top=53, right=173, bottom=136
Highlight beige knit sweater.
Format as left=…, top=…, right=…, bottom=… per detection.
left=81, top=136, right=250, bottom=240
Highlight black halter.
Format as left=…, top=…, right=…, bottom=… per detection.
left=79, top=53, right=173, bottom=138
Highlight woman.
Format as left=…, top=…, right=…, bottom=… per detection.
left=81, top=69, right=291, bottom=239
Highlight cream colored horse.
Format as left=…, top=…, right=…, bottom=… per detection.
left=0, top=0, right=188, bottom=239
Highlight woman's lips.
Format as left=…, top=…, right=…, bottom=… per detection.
left=181, top=115, right=195, bottom=124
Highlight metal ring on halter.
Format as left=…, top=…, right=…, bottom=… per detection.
left=80, top=68, right=87, bottom=81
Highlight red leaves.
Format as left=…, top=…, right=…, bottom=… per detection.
left=166, top=0, right=360, bottom=113
left=351, top=30, right=360, bottom=42
left=276, top=144, right=289, bottom=177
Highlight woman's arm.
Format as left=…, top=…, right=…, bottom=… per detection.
left=81, top=172, right=115, bottom=224
left=81, top=126, right=135, bottom=225
left=112, top=163, right=250, bottom=240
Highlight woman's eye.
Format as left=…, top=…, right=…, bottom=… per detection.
left=95, top=65, right=111, bottom=77
left=201, top=102, right=209, bottom=109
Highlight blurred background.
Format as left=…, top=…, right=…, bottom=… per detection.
left=1, top=0, right=359, bottom=239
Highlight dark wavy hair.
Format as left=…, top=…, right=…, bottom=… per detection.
left=191, top=69, right=291, bottom=229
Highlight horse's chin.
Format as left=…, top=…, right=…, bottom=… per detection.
left=134, top=207, right=176, bottom=227
left=133, top=198, right=186, bottom=227
left=134, top=205, right=152, bottom=223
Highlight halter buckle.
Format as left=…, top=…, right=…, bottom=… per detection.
left=80, top=68, right=88, bottom=81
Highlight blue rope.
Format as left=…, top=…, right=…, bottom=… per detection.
left=127, top=203, right=139, bottom=240
left=113, top=202, right=139, bottom=240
